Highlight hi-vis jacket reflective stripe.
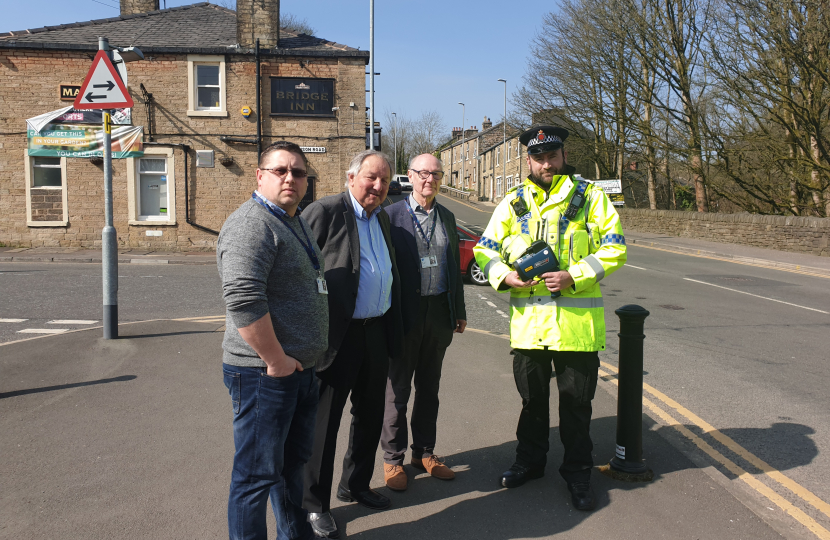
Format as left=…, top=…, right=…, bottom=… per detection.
left=473, top=175, right=627, bottom=351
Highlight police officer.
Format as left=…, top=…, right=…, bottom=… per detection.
left=473, top=125, right=626, bottom=511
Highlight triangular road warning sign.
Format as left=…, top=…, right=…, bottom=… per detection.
left=74, top=50, right=134, bottom=109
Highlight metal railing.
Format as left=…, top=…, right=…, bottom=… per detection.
left=439, top=185, right=474, bottom=201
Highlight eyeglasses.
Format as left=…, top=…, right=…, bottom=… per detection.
left=409, top=169, right=445, bottom=180
left=260, top=167, right=308, bottom=179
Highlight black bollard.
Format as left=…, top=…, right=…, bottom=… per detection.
left=609, top=304, right=652, bottom=478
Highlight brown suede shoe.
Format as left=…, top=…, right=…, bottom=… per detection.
left=384, top=464, right=408, bottom=491
left=411, top=455, right=455, bottom=480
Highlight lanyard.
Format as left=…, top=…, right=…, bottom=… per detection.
left=251, top=192, right=320, bottom=272
left=406, top=201, right=438, bottom=251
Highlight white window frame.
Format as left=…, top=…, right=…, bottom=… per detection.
left=508, top=141, right=512, bottom=161
left=187, top=55, right=228, bottom=117
left=496, top=147, right=500, bottom=166
left=127, top=147, right=177, bottom=225
left=25, top=151, right=69, bottom=227
left=496, top=176, right=502, bottom=198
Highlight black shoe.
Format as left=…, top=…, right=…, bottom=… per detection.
left=568, top=481, right=597, bottom=511
left=500, top=463, right=544, bottom=488
left=307, top=512, right=340, bottom=539
left=336, top=486, right=391, bottom=510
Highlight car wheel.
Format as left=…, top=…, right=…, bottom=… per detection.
left=469, top=260, right=488, bottom=286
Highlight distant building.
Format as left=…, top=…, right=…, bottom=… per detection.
left=0, top=0, right=368, bottom=250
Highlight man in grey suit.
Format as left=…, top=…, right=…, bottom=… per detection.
left=381, top=153, right=467, bottom=491
left=302, top=150, right=403, bottom=539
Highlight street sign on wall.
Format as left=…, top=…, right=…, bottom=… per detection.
left=73, top=51, right=134, bottom=109
left=593, top=179, right=625, bottom=206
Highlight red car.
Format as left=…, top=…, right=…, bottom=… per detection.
left=457, top=224, right=488, bottom=285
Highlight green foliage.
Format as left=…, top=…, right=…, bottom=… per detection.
left=675, top=186, right=696, bottom=211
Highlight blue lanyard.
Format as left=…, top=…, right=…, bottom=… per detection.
left=405, top=201, right=438, bottom=250
left=251, top=192, right=320, bottom=272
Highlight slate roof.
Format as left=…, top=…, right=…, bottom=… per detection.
left=0, top=2, right=367, bottom=58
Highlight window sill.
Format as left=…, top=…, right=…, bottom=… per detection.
left=187, top=110, right=228, bottom=118
left=28, top=220, right=68, bottom=227
left=129, top=219, right=177, bottom=226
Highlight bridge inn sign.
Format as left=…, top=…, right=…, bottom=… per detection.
left=271, top=77, right=335, bottom=117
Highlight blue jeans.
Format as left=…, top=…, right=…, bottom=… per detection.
left=223, top=364, right=319, bottom=540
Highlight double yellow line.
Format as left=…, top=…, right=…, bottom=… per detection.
left=598, top=362, right=830, bottom=539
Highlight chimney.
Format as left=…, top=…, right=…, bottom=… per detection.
left=121, top=0, right=159, bottom=16
left=482, top=116, right=492, bottom=130
left=451, top=127, right=462, bottom=141
left=237, top=0, right=280, bottom=49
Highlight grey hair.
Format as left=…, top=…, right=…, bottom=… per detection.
left=346, top=149, right=393, bottom=179
left=408, top=153, right=443, bottom=170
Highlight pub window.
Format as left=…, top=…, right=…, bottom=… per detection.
left=187, top=55, right=227, bottom=117
left=127, top=147, right=177, bottom=225
left=25, top=152, right=68, bottom=227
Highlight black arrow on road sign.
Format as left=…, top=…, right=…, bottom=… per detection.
left=85, top=92, right=109, bottom=102
left=93, top=81, right=116, bottom=91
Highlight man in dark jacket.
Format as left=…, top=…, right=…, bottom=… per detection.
left=380, top=153, right=467, bottom=492
left=301, top=150, right=403, bottom=539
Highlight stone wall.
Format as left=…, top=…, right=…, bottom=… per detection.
left=0, top=48, right=366, bottom=250
left=618, top=208, right=830, bottom=257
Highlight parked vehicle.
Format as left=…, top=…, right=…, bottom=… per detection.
left=388, top=180, right=402, bottom=195
left=394, top=174, right=412, bottom=192
left=456, top=224, right=488, bottom=285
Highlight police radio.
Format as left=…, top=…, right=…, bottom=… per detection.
left=512, top=240, right=562, bottom=298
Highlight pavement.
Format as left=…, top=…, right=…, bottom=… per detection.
left=1, top=319, right=784, bottom=540
left=3, top=229, right=829, bottom=538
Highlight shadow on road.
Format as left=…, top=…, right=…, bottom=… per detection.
left=0, top=374, right=137, bottom=399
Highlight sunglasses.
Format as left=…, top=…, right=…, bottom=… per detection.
left=260, top=167, right=308, bottom=179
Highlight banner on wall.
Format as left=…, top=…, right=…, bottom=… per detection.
left=27, top=124, right=144, bottom=159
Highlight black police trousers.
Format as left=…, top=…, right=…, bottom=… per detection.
left=512, top=348, right=600, bottom=484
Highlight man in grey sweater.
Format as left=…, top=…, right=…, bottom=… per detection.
left=217, top=141, right=328, bottom=540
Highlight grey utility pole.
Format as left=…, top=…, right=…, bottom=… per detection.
left=498, top=78, right=507, bottom=202
left=99, top=36, right=118, bottom=339
left=369, top=0, right=375, bottom=150
left=458, top=102, right=465, bottom=189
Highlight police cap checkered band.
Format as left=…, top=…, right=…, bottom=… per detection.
left=519, top=125, right=569, bottom=154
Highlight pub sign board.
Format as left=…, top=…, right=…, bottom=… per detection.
left=60, top=84, right=82, bottom=101
left=270, top=78, right=335, bottom=117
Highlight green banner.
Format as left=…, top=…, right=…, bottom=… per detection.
left=27, top=124, right=143, bottom=159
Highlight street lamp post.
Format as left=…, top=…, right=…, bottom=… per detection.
left=458, top=102, right=465, bottom=189
left=497, top=78, right=507, bottom=203
left=392, top=112, right=397, bottom=174
left=369, top=0, right=375, bottom=150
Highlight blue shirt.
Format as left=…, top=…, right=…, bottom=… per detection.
left=349, top=190, right=392, bottom=319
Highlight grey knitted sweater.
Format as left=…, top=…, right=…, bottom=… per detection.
left=217, top=198, right=328, bottom=369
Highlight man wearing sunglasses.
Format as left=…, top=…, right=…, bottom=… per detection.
left=380, top=153, right=467, bottom=492
left=217, top=140, right=328, bottom=540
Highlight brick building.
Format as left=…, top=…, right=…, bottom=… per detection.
left=0, top=0, right=369, bottom=250
left=438, top=117, right=523, bottom=204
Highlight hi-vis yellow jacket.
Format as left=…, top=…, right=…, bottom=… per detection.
left=474, top=175, right=627, bottom=352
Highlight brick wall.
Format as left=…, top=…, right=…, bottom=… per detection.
left=618, top=208, right=830, bottom=257
left=0, top=49, right=365, bottom=250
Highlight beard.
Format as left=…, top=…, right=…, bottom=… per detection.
left=529, top=164, right=566, bottom=188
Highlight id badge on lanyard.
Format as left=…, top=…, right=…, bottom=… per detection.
left=317, top=274, right=328, bottom=294
left=420, top=255, right=438, bottom=269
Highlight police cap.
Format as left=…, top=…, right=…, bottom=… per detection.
left=519, top=125, right=569, bottom=155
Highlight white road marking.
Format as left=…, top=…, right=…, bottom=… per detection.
left=47, top=320, right=98, bottom=325
left=683, top=278, right=829, bottom=314
left=458, top=219, right=467, bottom=223
left=17, top=328, right=69, bottom=334
left=626, top=264, right=647, bottom=270
left=0, top=318, right=28, bottom=323
left=486, top=301, right=497, bottom=308
left=496, top=310, right=508, bottom=318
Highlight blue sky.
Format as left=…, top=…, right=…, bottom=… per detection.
left=4, top=0, right=555, bottom=136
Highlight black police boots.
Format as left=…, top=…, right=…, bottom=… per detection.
left=568, top=481, right=597, bottom=511
left=500, top=463, right=545, bottom=488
